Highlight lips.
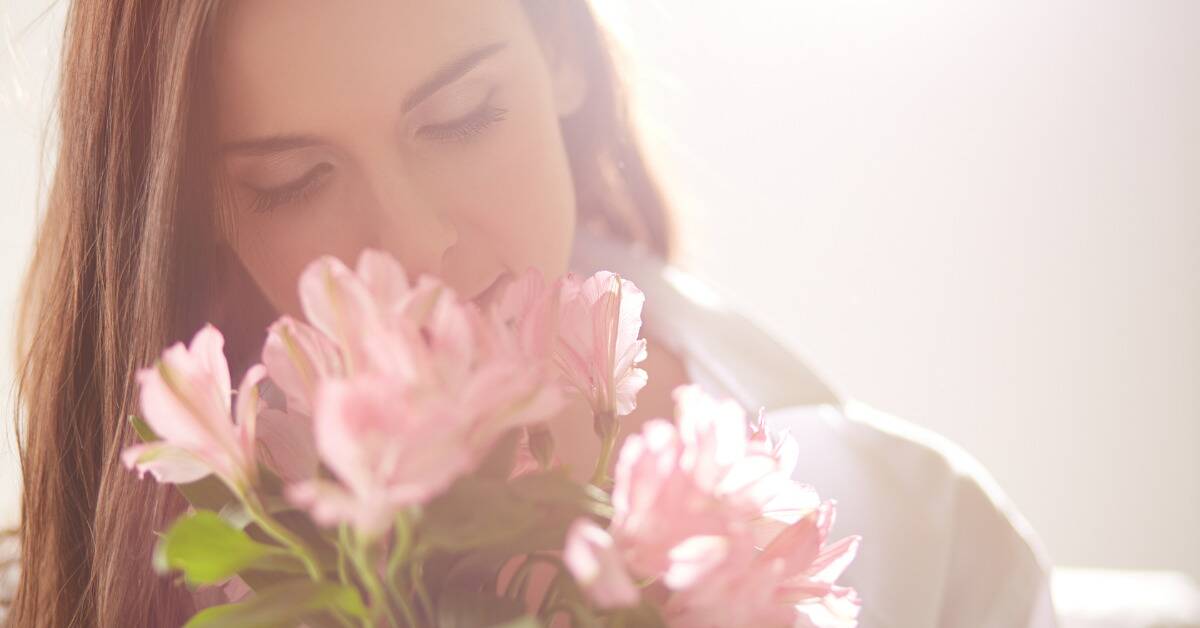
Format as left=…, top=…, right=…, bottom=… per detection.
left=471, top=271, right=513, bottom=309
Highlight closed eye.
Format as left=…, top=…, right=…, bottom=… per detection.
left=415, top=90, right=508, bottom=144
left=247, top=162, right=333, bottom=214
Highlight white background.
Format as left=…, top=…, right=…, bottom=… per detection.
left=2, top=1, right=1198, bottom=580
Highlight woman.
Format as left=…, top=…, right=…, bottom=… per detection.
left=5, top=1, right=1054, bottom=626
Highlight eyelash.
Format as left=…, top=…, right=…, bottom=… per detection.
left=249, top=163, right=332, bottom=214
left=248, top=98, right=508, bottom=214
left=415, top=98, right=508, bottom=143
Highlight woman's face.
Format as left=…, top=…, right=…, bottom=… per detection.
left=212, top=0, right=583, bottom=315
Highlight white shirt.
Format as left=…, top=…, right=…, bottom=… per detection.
left=569, top=229, right=1058, bottom=628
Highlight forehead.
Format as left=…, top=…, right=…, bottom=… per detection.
left=211, top=0, right=533, bottom=138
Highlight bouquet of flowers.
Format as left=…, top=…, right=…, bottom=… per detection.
left=123, top=250, right=861, bottom=627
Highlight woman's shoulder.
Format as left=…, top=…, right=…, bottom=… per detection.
left=572, top=229, right=1056, bottom=624
left=765, top=401, right=1057, bottom=628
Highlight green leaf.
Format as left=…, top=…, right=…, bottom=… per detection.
left=419, top=477, right=540, bottom=553
left=244, top=507, right=342, bottom=566
left=436, top=589, right=525, bottom=628
left=185, top=579, right=367, bottom=628
left=129, top=415, right=157, bottom=442
left=609, top=604, right=669, bottom=628
left=489, top=616, right=542, bottom=628
left=420, top=470, right=610, bottom=556
left=476, top=429, right=523, bottom=479
left=419, top=470, right=614, bottom=596
left=128, top=415, right=238, bottom=512
left=178, top=476, right=239, bottom=512
left=509, top=469, right=613, bottom=519
left=157, top=510, right=299, bottom=586
left=227, top=508, right=342, bottom=596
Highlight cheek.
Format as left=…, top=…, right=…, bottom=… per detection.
left=426, top=96, right=578, bottom=276
left=226, top=197, right=369, bottom=317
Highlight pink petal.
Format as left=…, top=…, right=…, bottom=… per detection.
left=297, top=256, right=382, bottom=373
left=793, top=584, right=861, bottom=628
left=136, top=327, right=243, bottom=477
left=613, top=364, right=648, bottom=417
left=355, top=249, right=412, bottom=312
left=261, top=317, right=343, bottom=416
left=806, top=535, right=862, bottom=584
left=563, top=519, right=640, bottom=609
left=189, top=325, right=232, bottom=406
left=761, top=513, right=824, bottom=576
left=662, top=535, right=730, bottom=590
left=136, top=361, right=215, bottom=452
left=425, top=285, right=476, bottom=370
left=235, top=364, right=267, bottom=460
left=287, top=478, right=391, bottom=534
left=752, top=482, right=823, bottom=547
left=255, top=409, right=319, bottom=483
left=121, top=443, right=212, bottom=484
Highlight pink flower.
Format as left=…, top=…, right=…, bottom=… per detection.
left=563, top=385, right=861, bottom=627
left=594, top=387, right=789, bottom=581
left=563, top=519, right=640, bottom=609
left=287, top=374, right=478, bottom=536
left=282, top=251, right=567, bottom=535
left=746, top=411, right=824, bottom=546
left=122, top=325, right=265, bottom=490
left=261, top=316, right=344, bottom=417
left=492, top=266, right=563, bottom=363
left=760, top=503, right=861, bottom=627
left=254, top=408, right=320, bottom=484
left=294, top=252, right=422, bottom=379
left=509, top=427, right=562, bottom=479
left=605, top=419, right=735, bottom=581
left=661, top=534, right=789, bottom=627
left=664, top=503, right=861, bottom=628
left=554, top=271, right=648, bottom=418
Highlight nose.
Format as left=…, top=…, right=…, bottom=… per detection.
left=364, top=170, right=458, bottom=281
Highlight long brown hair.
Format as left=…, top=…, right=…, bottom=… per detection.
left=6, top=1, right=673, bottom=626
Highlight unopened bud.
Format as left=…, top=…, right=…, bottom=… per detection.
left=529, top=426, right=556, bottom=470
left=593, top=410, right=618, bottom=442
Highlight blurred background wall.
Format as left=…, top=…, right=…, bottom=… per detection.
left=0, top=0, right=64, bottom=536
left=2, top=0, right=1197, bottom=587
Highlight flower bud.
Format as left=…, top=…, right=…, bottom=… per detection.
left=529, top=425, right=556, bottom=470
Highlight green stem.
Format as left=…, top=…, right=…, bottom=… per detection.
left=336, top=527, right=353, bottom=588
left=409, top=561, right=434, bottom=626
left=385, top=514, right=412, bottom=585
left=328, top=610, right=359, bottom=628
left=536, top=571, right=568, bottom=621
left=589, top=417, right=620, bottom=488
left=505, top=553, right=569, bottom=601
left=343, top=527, right=406, bottom=628
left=244, top=494, right=323, bottom=582
left=384, top=515, right=426, bottom=626
left=504, top=555, right=534, bottom=600
left=381, top=578, right=415, bottom=628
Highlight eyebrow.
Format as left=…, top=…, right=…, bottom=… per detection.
left=402, top=41, right=507, bottom=114
left=221, top=41, right=508, bottom=156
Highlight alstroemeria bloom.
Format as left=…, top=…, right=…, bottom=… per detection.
left=282, top=251, right=566, bottom=535
left=563, top=518, right=641, bottom=608
left=122, top=325, right=265, bottom=491
left=261, top=315, right=344, bottom=417
left=599, top=386, right=790, bottom=581
left=563, top=385, right=861, bottom=627
left=287, top=374, right=479, bottom=536
left=664, top=502, right=861, bottom=628
left=554, top=271, right=648, bottom=419
left=491, top=266, right=563, bottom=363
